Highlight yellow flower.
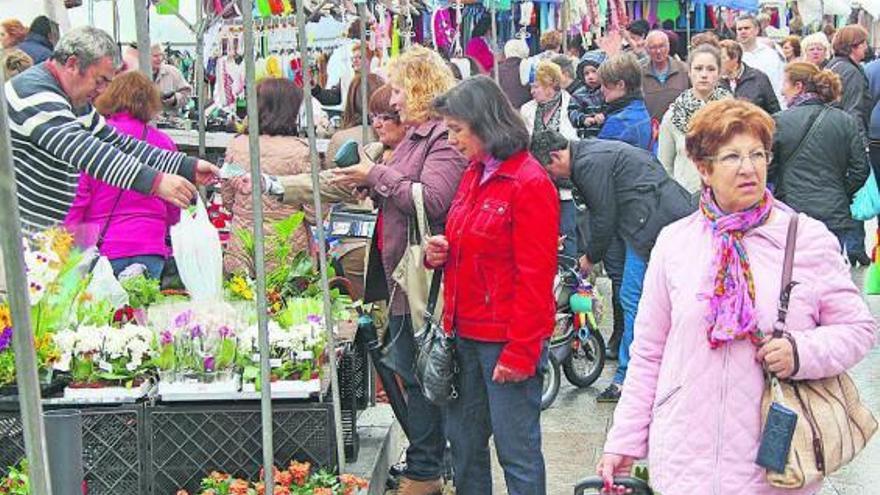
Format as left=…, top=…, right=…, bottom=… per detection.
left=0, top=304, right=11, bottom=330
left=37, top=227, right=74, bottom=265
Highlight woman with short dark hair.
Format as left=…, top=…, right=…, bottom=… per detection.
left=719, top=39, right=780, bottom=115
left=426, top=76, right=558, bottom=495
left=325, top=72, right=383, bottom=163
left=221, top=78, right=312, bottom=276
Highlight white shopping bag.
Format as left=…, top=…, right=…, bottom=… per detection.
left=87, top=256, right=130, bottom=308
left=170, top=196, right=223, bottom=301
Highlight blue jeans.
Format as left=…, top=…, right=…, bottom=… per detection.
left=613, top=245, right=648, bottom=386
left=445, top=337, right=546, bottom=495
left=109, top=255, right=165, bottom=280
left=559, top=199, right=578, bottom=260
left=381, top=316, right=445, bottom=480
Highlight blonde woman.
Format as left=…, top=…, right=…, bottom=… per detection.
left=331, top=45, right=468, bottom=495
left=521, top=60, right=579, bottom=139
left=801, top=32, right=832, bottom=67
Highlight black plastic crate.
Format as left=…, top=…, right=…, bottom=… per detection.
left=0, top=404, right=145, bottom=495
left=145, top=401, right=337, bottom=495
left=339, top=338, right=370, bottom=411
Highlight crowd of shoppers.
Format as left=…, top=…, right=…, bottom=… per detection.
left=3, top=13, right=879, bottom=495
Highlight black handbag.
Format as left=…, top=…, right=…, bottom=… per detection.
left=413, top=270, right=458, bottom=406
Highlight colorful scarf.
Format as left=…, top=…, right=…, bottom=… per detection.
left=533, top=91, right=563, bottom=135
left=670, top=87, right=732, bottom=134
left=700, top=186, right=774, bottom=348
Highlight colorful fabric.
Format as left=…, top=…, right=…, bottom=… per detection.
left=699, top=186, right=774, bottom=348
left=788, top=91, right=822, bottom=108
left=532, top=91, right=563, bottom=135
left=670, top=87, right=732, bottom=134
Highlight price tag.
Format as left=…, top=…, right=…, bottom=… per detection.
left=299, top=350, right=314, bottom=361
left=269, top=358, right=283, bottom=368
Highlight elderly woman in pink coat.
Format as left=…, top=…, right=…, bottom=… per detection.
left=597, top=99, right=877, bottom=494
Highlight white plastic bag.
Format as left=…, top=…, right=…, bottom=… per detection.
left=87, top=256, right=130, bottom=308
left=170, top=196, right=224, bottom=301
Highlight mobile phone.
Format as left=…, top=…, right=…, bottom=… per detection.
left=755, top=401, right=798, bottom=473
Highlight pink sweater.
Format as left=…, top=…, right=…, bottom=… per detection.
left=64, top=113, right=180, bottom=260
left=604, top=204, right=876, bottom=494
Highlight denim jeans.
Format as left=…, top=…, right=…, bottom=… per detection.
left=559, top=199, right=578, bottom=260
left=109, top=255, right=165, bottom=280
left=613, top=245, right=648, bottom=385
left=381, top=315, right=445, bottom=481
left=445, top=337, right=546, bottom=495
left=832, top=225, right=867, bottom=257
left=603, top=236, right=626, bottom=352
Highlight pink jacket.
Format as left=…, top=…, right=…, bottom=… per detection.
left=65, top=113, right=180, bottom=259
left=604, top=204, right=877, bottom=495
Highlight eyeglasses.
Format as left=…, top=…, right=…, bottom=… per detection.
left=370, top=112, right=399, bottom=123
left=706, top=150, right=772, bottom=169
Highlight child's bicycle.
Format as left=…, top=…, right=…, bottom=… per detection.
left=573, top=476, right=653, bottom=494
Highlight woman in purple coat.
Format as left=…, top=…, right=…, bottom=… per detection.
left=65, top=71, right=180, bottom=279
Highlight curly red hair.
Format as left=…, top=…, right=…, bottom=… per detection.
left=1, top=19, right=28, bottom=48
left=93, top=71, right=162, bottom=123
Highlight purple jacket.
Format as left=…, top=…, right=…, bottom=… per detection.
left=604, top=204, right=876, bottom=494
left=364, top=119, right=468, bottom=315
left=65, top=113, right=181, bottom=260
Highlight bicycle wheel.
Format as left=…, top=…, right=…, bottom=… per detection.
left=541, top=353, right=561, bottom=410
left=562, top=328, right=605, bottom=388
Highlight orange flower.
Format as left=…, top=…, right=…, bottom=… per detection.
left=312, top=488, right=333, bottom=495
left=0, top=305, right=10, bottom=330
left=273, top=486, right=291, bottom=495
left=339, top=473, right=368, bottom=494
left=202, top=490, right=216, bottom=495
left=288, top=460, right=311, bottom=486
left=275, top=469, right=293, bottom=486
left=175, top=491, right=189, bottom=495
left=209, top=471, right=230, bottom=482
left=228, top=479, right=250, bottom=495
left=255, top=482, right=265, bottom=495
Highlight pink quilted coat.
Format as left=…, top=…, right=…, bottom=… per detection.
left=604, top=204, right=877, bottom=495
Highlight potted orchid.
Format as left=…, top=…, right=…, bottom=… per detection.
left=154, top=309, right=242, bottom=398
left=53, top=323, right=155, bottom=400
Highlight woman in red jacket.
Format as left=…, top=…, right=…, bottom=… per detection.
left=426, top=76, right=559, bottom=495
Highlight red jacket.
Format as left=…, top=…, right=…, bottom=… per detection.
left=441, top=150, right=559, bottom=376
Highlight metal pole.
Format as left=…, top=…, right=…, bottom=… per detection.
left=561, top=0, right=568, bottom=54
left=196, top=11, right=207, bottom=157
left=0, top=66, right=53, bottom=495
left=241, top=0, right=276, bottom=493
left=491, top=7, right=499, bottom=83
left=359, top=3, right=370, bottom=145
left=134, top=0, right=152, bottom=77
left=88, top=0, right=95, bottom=26
left=295, top=0, right=347, bottom=471
left=686, top=0, right=691, bottom=47
left=112, top=0, right=120, bottom=44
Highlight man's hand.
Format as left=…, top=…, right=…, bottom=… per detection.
left=195, top=160, right=221, bottom=186
left=425, top=235, right=450, bottom=268
left=155, top=174, right=197, bottom=208
left=492, top=362, right=530, bottom=383
left=579, top=255, right=594, bottom=274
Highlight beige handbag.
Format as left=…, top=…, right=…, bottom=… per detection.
left=392, top=183, right=444, bottom=331
left=760, top=214, right=878, bottom=489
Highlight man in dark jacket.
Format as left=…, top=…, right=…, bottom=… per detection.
left=532, top=130, right=695, bottom=403
left=17, top=16, right=58, bottom=65
left=719, top=40, right=780, bottom=115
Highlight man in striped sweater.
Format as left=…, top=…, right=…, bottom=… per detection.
left=5, top=26, right=218, bottom=232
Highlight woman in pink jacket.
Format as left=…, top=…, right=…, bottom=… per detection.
left=597, top=99, right=877, bottom=494
left=65, top=71, right=180, bottom=279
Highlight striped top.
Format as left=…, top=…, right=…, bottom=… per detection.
left=5, top=64, right=196, bottom=232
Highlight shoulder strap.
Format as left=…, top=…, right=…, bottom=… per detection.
left=772, top=213, right=800, bottom=338
left=411, top=182, right=431, bottom=240
left=788, top=106, right=829, bottom=165
left=97, top=124, right=150, bottom=250
left=425, top=270, right=443, bottom=318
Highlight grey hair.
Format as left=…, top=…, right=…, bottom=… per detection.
left=735, top=14, right=759, bottom=29
left=646, top=30, right=669, bottom=46
left=551, top=55, right=576, bottom=81
left=51, top=27, right=120, bottom=72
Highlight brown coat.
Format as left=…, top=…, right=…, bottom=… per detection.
left=363, top=119, right=468, bottom=315
left=641, top=58, right=690, bottom=121
left=221, top=134, right=312, bottom=275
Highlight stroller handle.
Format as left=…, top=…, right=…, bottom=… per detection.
left=573, top=476, right=653, bottom=495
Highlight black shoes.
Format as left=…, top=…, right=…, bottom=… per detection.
left=596, top=384, right=622, bottom=403
left=849, top=252, right=872, bottom=267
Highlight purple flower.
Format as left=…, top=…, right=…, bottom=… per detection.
left=189, top=325, right=203, bottom=339
left=160, top=330, right=173, bottom=346
left=174, top=310, right=193, bottom=328
left=307, top=314, right=322, bottom=325
left=218, top=326, right=233, bottom=339
left=203, top=355, right=215, bottom=372
left=0, top=328, right=12, bottom=352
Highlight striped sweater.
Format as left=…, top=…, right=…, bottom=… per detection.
left=5, top=64, right=196, bottom=231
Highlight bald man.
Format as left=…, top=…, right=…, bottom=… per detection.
left=641, top=31, right=690, bottom=121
